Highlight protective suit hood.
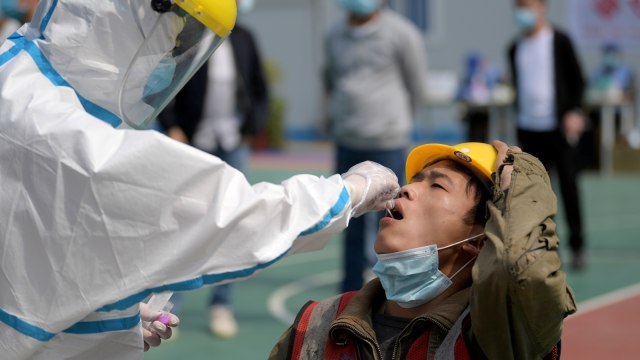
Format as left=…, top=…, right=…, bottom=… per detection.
left=23, top=0, right=232, bottom=128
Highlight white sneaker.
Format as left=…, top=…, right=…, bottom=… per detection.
left=209, top=305, right=238, bottom=339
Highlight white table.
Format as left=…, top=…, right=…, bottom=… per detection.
left=458, top=85, right=517, bottom=145
left=587, top=91, right=636, bottom=176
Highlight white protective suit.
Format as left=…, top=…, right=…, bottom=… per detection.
left=0, top=1, right=398, bottom=358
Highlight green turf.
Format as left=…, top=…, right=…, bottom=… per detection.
left=146, top=152, right=640, bottom=359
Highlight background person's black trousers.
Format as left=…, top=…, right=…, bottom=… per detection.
left=517, top=129, right=584, bottom=256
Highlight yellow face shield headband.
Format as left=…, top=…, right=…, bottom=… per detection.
left=151, top=0, right=237, bottom=37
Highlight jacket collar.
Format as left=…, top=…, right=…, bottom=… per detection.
left=330, top=278, right=471, bottom=341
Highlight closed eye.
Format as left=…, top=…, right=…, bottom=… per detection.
left=431, top=183, right=446, bottom=190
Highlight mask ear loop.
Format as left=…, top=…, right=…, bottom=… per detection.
left=441, top=233, right=485, bottom=281
left=448, top=256, right=477, bottom=281
left=438, top=232, right=485, bottom=251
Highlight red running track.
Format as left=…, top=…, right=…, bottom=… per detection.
left=562, top=284, right=640, bottom=359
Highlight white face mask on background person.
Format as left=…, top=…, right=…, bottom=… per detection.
left=336, top=0, right=381, bottom=17
left=513, top=7, right=537, bottom=32
left=373, top=233, right=484, bottom=308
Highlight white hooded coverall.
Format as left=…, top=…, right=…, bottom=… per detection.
left=0, top=1, right=358, bottom=358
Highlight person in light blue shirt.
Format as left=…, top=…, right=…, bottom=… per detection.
left=455, top=52, right=503, bottom=142
left=590, top=41, right=634, bottom=102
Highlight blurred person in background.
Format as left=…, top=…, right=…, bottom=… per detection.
left=325, top=0, right=429, bottom=292
left=456, top=51, right=502, bottom=143
left=583, top=41, right=638, bottom=166
left=589, top=41, right=635, bottom=103
left=587, top=41, right=638, bottom=149
left=157, top=0, right=268, bottom=339
left=508, top=0, right=587, bottom=270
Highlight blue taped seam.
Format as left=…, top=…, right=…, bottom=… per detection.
left=0, top=307, right=56, bottom=342
left=300, top=186, right=349, bottom=236
left=98, top=249, right=290, bottom=312
left=40, top=0, right=58, bottom=35
left=20, top=40, right=122, bottom=127
left=98, top=186, right=349, bottom=312
left=0, top=308, right=142, bottom=341
left=0, top=35, right=123, bottom=127
left=63, top=313, right=141, bottom=335
left=0, top=42, right=24, bottom=67
left=0, top=186, right=349, bottom=339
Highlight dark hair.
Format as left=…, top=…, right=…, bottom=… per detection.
left=447, top=161, right=491, bottom=226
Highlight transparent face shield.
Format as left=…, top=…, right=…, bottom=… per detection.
left=118, top=4, right=228, bottom=129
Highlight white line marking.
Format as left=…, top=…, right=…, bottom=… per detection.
left=267, top=270, right=341, bottom=325
left=571, top=282, right=640, bottom=318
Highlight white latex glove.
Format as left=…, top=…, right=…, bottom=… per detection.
left=341, top=161, right=400, bottom=218
left=140, top=302, right=180, bottom=352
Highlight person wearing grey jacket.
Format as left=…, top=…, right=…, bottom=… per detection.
left=325, top=0, right=429, bottom=293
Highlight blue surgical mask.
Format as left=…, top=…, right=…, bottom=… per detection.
left=237, top=0, right=255, bottom=16
left=514, top=7, right=537, bottom=32
left=373, top=234, right=483, bottom=308
left=143, top=56, right=176, bottom=98
left=336, top=0, right=381, bottom=17
left=0, top=0, right=27, bottom=22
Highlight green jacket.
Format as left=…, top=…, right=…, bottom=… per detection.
left=270, top=151, right=577, bottom=359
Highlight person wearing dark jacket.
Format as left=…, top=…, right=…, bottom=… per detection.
left=158, top=14, right=269, bottom=338
left=508, top=0, right=587, bottom=270
left=159, top=23, right=269, bottom=148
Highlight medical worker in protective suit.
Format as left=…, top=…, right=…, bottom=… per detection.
left=0, top=0, right=400, bottom=358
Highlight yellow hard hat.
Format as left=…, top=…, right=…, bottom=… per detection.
left=405, top=142, right=498, bottom=188
left=174, top=0, right=237, bottom=37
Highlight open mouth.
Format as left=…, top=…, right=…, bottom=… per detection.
left=385, top=208, right=403, bottom=220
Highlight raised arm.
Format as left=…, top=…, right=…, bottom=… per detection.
left=470, top=141, right=577, bottom=359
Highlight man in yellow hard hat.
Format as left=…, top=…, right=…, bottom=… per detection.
left=270, top=141, right=576, bottom=360
left=0, top=1, right=401, bottom=358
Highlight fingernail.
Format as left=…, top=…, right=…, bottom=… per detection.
left=153, top=322, right=167, bottom=332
